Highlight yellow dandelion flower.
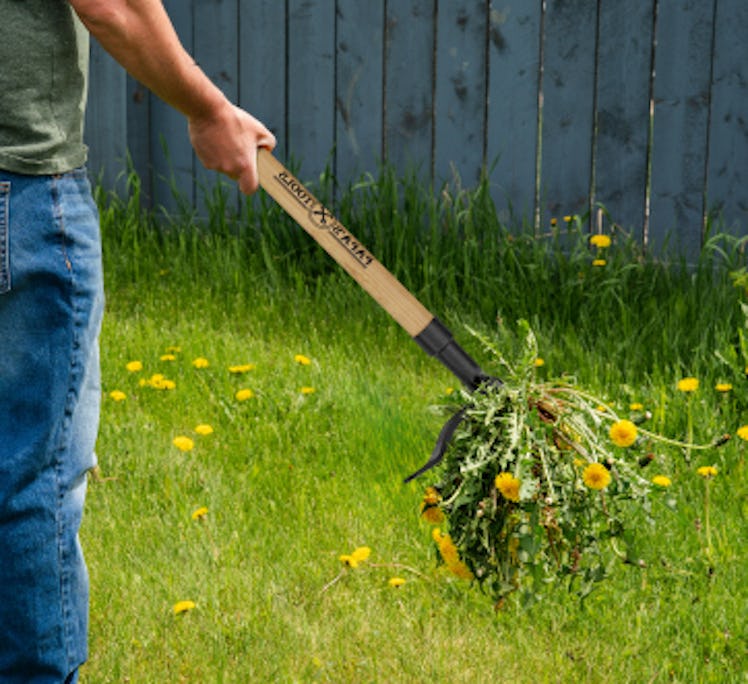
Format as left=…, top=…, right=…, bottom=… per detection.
left=388, top=577, right=406, bottom=588
left=192, top=357, right=210, bottom=369
left=736, top=425, right=748, bottom=441
left=590, top=234, right=612, bottom=248
left=228, top=363, right=256, bottom=374
left=448, top=560, right=474, bottom=580
left=165, top=346, right=182, bottom=354
left=194, top=424, right=214, bottom=436
left=109, top=390, right=127, bottom=402
left=422, top=487, right=440, bottom=506
left=339, top=554, right=358, bottom=568
left=592, top=259, right=607, bottom=267
left=697, top=465, right=718, bottom=479
left=235, top=388, right=254, bottom=402
left=534, top=358, right=545, bottom=367
left=436, top=537, right=460, bottom=566
left=563, top=215, right=573, bottom=223
left=144, top=373, right=175, bottom=390
left=160, top=354, right=176, bottom=362
left=421, top=505, right=445, bottom=524
left=652, top=475, right=672, bottom=488
left=172, top=600, right=196, bottom=615
left=550, top=217, right=558, bottom=227
left=173, top=436, right=195, bottom=452
left=715, top=383, right=733, bottom=393
left=677, top=377, right=699, bottom=393
left=300, top=386, right=316, bottom=395
left=609, top=419, right=638, bottom=447
left=445, top=386, right=455, bottom=395
left=125, top=360, right=143, bottom=373
left=583, top=462, right=611, bottom=490
left=351, top=546, right=371, bottom=563
left=191, top=506, right=209, bottom=520
left=294, top=354, right=312, bottom=366
left=495, top=472, right=521, bottom=502
left=421, top=487, right=444, bottom=525
left=629, top=402, right=644, bottom=411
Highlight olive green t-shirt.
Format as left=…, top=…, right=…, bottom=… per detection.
left=0, top=0, right=89, bottom=175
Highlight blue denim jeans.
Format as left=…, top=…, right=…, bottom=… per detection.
left=0, top=168, right=103, bottom=683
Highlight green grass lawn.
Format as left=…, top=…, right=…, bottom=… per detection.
left=80, top=174, right=747, bottom=682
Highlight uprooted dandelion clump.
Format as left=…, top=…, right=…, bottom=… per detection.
left=421, top=322, right=727, bottom=606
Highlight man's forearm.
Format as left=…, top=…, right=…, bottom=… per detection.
left=69, top=0, right=226, bottom=123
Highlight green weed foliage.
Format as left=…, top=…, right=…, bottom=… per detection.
left=84, top=167, right=747, bottom=682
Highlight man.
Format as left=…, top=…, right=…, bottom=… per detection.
left=0, top=1, right=275, bottom=681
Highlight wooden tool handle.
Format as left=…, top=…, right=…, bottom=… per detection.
left=257, top=148, right=433, bottom=337
left=257, top=149, right=488, bottom=392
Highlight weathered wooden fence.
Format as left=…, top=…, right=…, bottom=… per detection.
left=85, top=0, right=748, bottom=256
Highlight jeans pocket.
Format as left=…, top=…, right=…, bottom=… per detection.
left=0, top=181, right=10, bottom=294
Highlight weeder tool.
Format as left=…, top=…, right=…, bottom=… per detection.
left=258, top=149, right=499, bottom=482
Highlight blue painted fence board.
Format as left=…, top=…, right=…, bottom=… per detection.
left=384, top=0, right=436, bottom=178
left=486, top=2, right=542, bottom=225
left=238, top=0, right=287, bottom=162
left=84, top=0, right=748, bottom=258
left=539, top=0, right=598, bottom=226
left=593, top=0, right=654, bottom=240
left=335, top=2, right=385, bottom=183
left=194, top=0, right=240, bottom=213
left=706, top=0, right=748, bottom=235
left=86, top=45, right=127, bottom=193
left=150, top=0, right=195, bottom=212
left=649, top=0, right=715, bottom=255
left=433, top=1, right=488, bottom=187
left=288, top=0, right=336, bottom=176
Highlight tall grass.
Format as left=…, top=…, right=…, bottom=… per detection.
left=84, top=167, right=747, bottom=682
left=98, top=164, right=748, bottom=381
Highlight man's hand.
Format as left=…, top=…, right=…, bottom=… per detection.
left=189, top=103, right=276, bottom=195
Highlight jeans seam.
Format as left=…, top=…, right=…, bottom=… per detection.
left=50, top=173, right=83, bottom=673
left=0, top=181, right=10, bottom=293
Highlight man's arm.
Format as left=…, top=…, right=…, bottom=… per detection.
left=69, top=0, right=275, bottom=194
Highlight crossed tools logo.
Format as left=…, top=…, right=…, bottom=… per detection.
left=274, top=169, right=374, bottom=268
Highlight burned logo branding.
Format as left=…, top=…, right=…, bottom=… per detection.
left=275, top=170, right=374, bottom=268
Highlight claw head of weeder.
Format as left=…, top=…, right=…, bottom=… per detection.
left=403, top=374, right=501, bottom=483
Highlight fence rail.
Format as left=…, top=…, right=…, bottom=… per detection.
left=85, top=0, right=748, bottom=257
